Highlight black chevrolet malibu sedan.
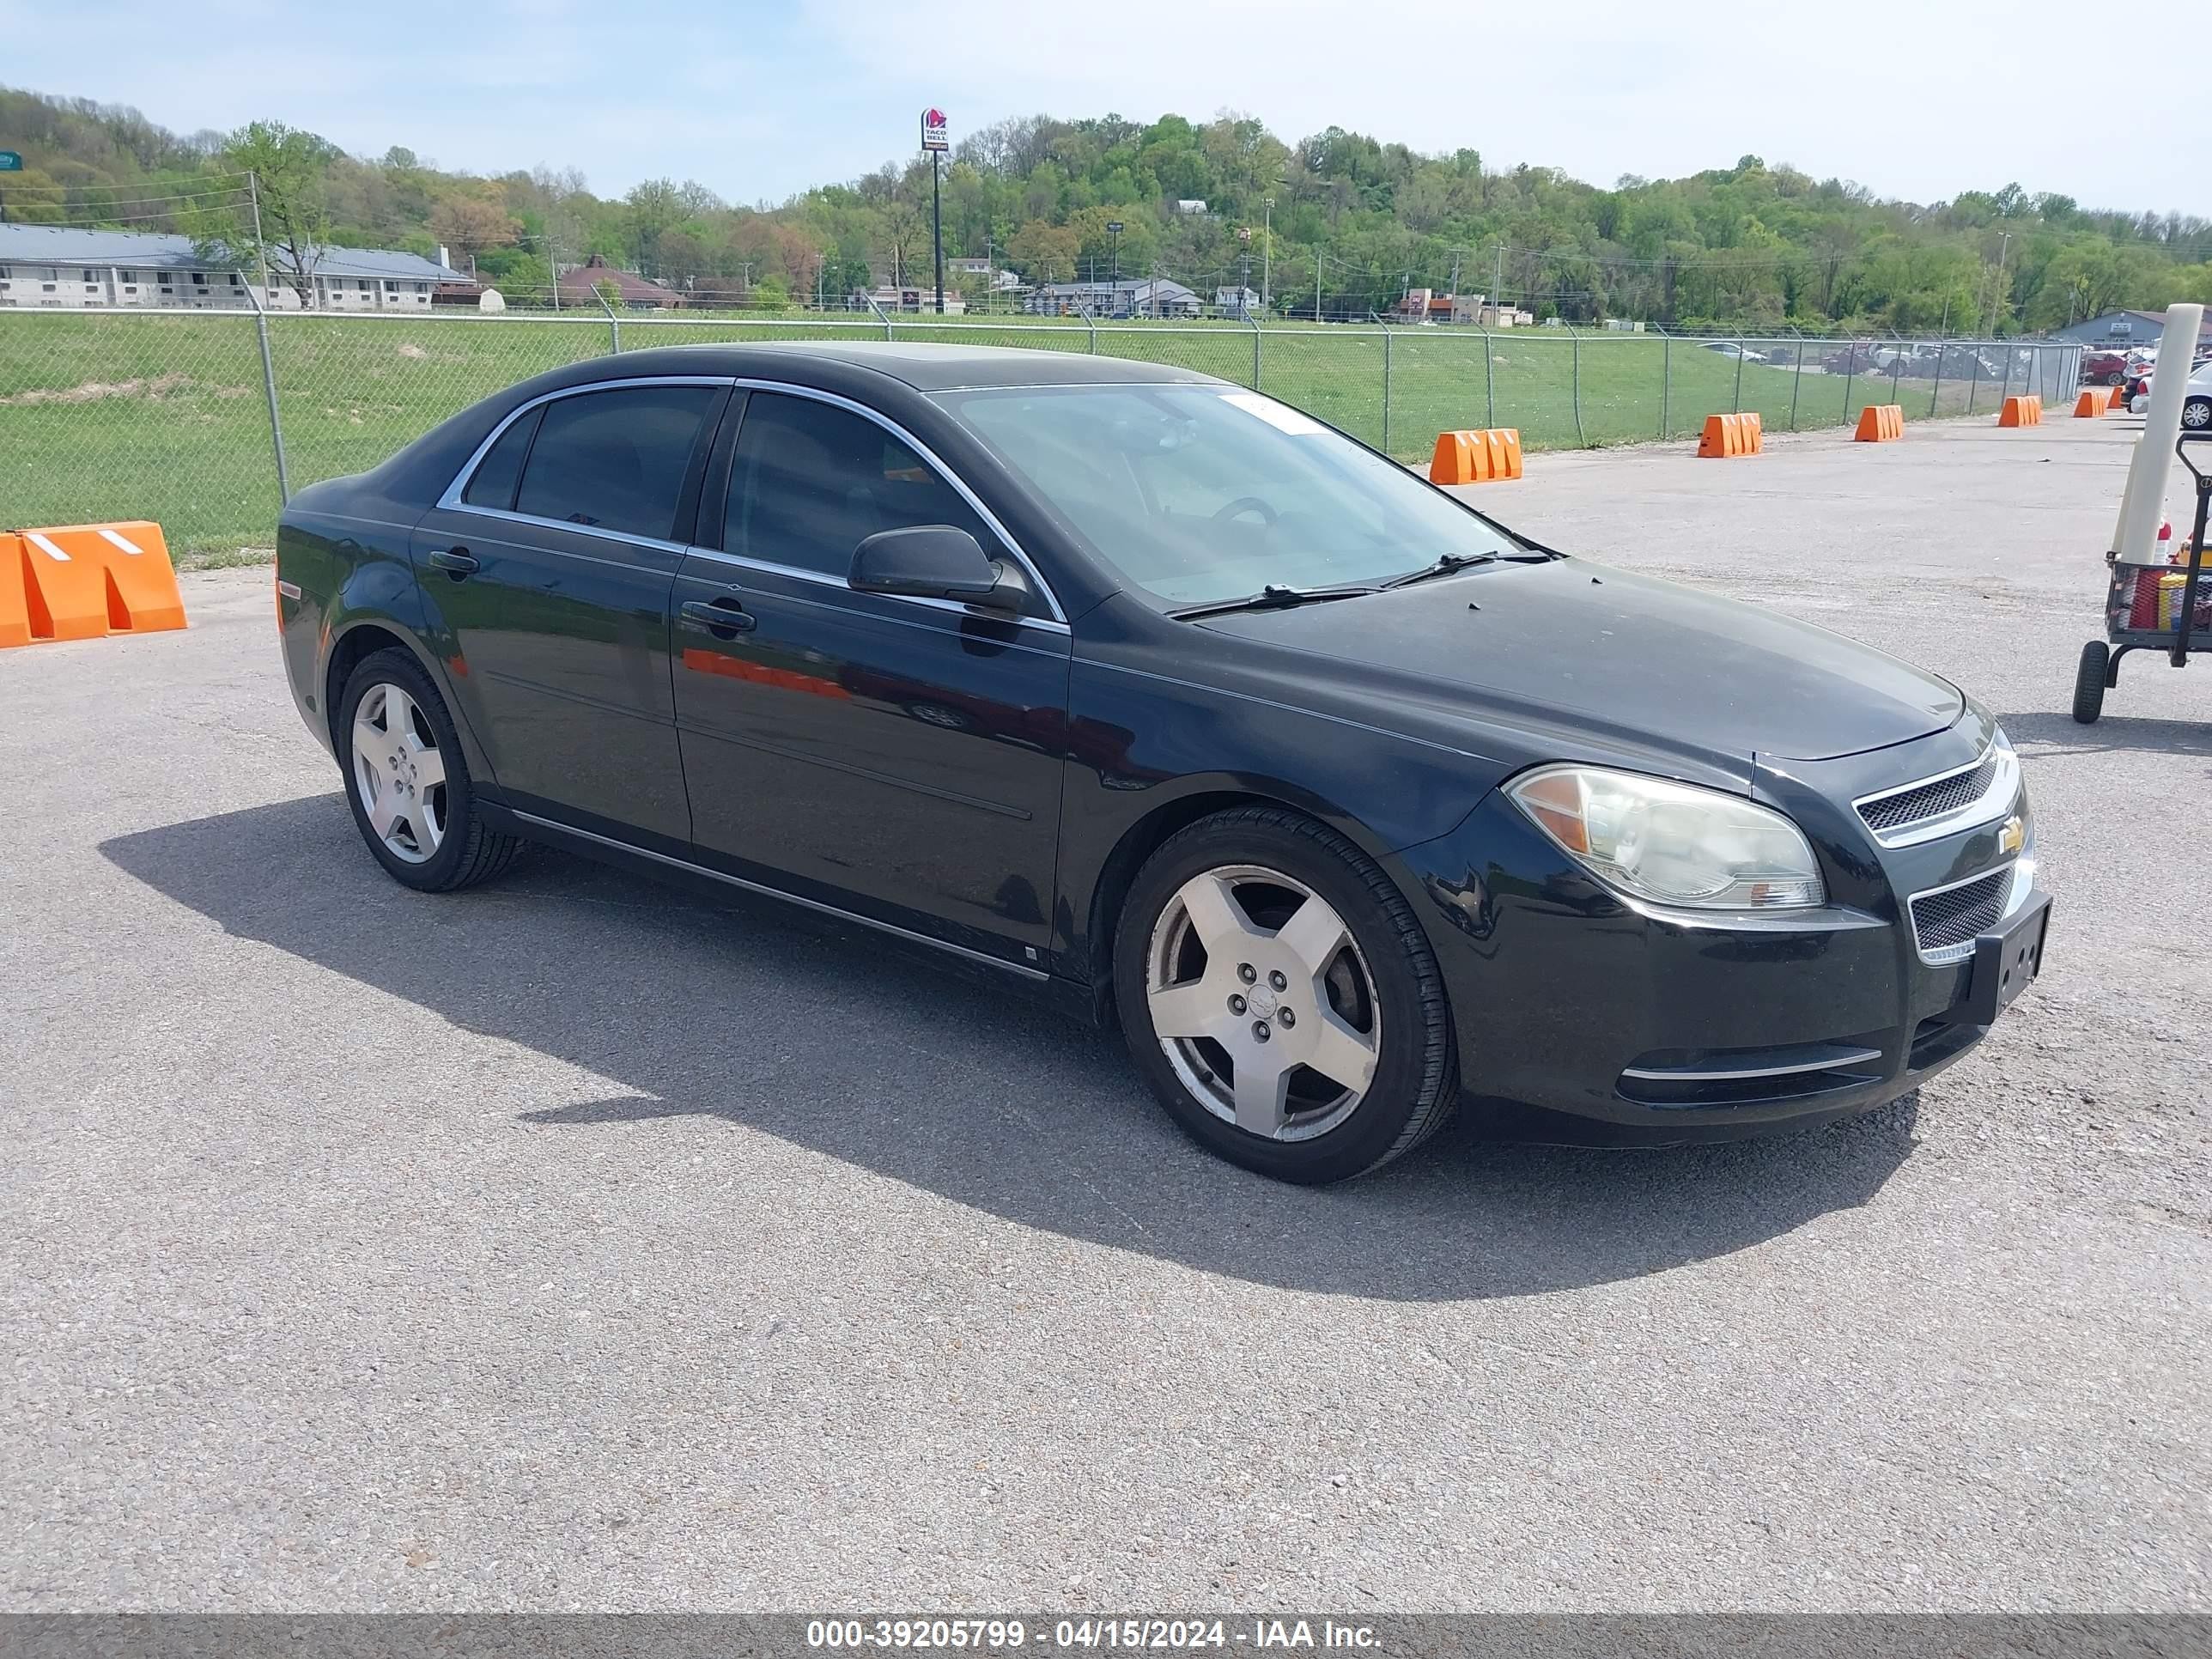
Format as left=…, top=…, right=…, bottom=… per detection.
left=274, top=343, right=2049, bottom=1182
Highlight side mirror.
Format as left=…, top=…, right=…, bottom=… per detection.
left=850, top=526, right=1018, bottom=609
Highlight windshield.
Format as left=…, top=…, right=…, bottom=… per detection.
left=936, top=384, right=1520, bottom=606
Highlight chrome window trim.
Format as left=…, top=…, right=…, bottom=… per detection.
left=679, top=543, right=1070, bottom=637
left=434, top=373, right=1070, bottom=626
left=1853, top=739, right=2017, bottom=848
left=726, top=377, right=1068, bottom=624
left=1905, top=859, right=2018, bottom=965
left=511, top=810, right=1048, bottom=981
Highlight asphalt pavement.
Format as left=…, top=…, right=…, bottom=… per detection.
left=3, top=413, right=2207, bottom=1612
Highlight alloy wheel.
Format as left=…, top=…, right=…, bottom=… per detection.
left=1146, top=863, right=1381, bottom=1141
left=351, top=682, right=447, bottom=865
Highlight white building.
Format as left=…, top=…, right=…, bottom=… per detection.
left=0, top=224, right=469, bottom=311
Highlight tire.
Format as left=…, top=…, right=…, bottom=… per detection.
left=2105, top=369, right=2125, bottom=386
left=1113, top=805, right=1458, bottom=1183
left=2072, top=640, right=2109, bottom=726
left=336, top=647, right=529, bottom=891
left=2184, top=398, right=2212, bottom=433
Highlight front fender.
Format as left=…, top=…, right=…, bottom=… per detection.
left=1051, top=653, right=1507, bottom=984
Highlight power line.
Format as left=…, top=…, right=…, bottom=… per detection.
left=3, top=201, right=254, bottom=230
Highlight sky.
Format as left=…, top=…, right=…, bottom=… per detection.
left=5, top=0, right=2196, bottom=216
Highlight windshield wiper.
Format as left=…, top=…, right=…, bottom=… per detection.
left=1382, top=551, right=1501, bottom=589
left=1168, top=582, right=1381, bottom=621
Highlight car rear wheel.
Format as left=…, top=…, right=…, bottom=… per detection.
left=2183, top=398, right=2212, bottom=432
left=337, top=647, right=528, bottom=891
left=1114, top=806, right=1458, bottom=1183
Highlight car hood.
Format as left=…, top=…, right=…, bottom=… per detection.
left=1194, top=559, right=1962, bottom=766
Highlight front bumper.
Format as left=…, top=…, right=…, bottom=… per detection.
left=1393, top=726, right=2045, bottom=1139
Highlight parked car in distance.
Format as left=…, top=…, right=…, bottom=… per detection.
left=2181, top=358, right=2212, bottom=429
left=1700, top=340, right=1768, bottom=362
left=275, top=343, right=2051, bottom=1183
left=2080, top=350, right=2130, bottom=386
left=1820, top=341, right=1884, bottom=375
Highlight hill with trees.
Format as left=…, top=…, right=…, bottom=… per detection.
left=3, top=85, right=2207, bottom=333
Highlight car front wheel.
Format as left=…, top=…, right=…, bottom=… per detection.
left=337, top=647, right=527, bottom=892
left=1114, top=806, right=1459, bottom=1183
left=2183, top=398, right=2212, bottom=432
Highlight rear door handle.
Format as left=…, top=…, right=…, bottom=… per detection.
left=427, top=548, right=479, bottom=576
left=680, top=597, right=757, bottom=635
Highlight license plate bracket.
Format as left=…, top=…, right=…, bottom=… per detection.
left=1965, top=890, right=2051, bottom=1026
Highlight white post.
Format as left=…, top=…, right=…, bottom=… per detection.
left=2112, top=303, right=2204, bottom=563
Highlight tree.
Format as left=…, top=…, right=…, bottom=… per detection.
left=1006, top=221, right=1080, bottom=283
left=191, top=120, right=337, bottom=307
left=428, top=191, right=520, bottom=260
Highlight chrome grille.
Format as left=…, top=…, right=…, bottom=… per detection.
left=1860, top=752, right=2001, bottom=835
left=1910, top=869, right=2009, bottom=961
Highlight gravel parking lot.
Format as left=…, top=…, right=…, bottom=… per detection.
left=3, top=414, right=2208, bottom=1613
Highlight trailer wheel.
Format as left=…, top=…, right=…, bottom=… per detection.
left=2072, top=641, right=2110, bottom=725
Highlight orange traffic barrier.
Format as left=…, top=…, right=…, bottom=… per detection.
left=7, top=520, right=187, bottom=644
left=1429, top=428, right=1523, bottom=484
left=2074, top=387, right=2112, bottom=417
left=1697, top=412, right=1764, bottom=458
left=1854, top=404, right=1904, bottom=442
left=14, top=527, right=112, bottom=641
left=0, top=535, right=32, bottom=650
left=1998, top=394, right=2043, bottom=427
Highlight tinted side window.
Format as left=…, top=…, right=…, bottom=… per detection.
left=727, top=392, right=995, bottom=580
left=514, top=385, right=718, bottom=540
left=461, top=406, right=540, bottom=510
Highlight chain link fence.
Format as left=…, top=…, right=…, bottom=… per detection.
left=0, top=307, right=2083, bottom=554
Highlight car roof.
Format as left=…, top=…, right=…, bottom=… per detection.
left=564, top=339, right=1223, bottom=392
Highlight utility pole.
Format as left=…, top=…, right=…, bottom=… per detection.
left=1238, top=226, right=1253, bottom=320
left=1988, top=231, right=2012, bottom=337
left=1108, top=222, right=1122, bottom=287
left=1261, top=197, right=1273, bottom=313
left=1494, top=242, right=1504, bottom=307
left=1316, top=254, right=1323, bottom=325
left=247, top=170, right=270, bottom=299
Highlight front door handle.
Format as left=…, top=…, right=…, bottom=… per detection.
left=680, top=597, right=757, bottom=635
left=427, top=547, right=479, bottom=577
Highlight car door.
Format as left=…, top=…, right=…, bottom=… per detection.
left=670, top=387, right=1070, bottom=968
left=412, top=378, right=729, bottom=852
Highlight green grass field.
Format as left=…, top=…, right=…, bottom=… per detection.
left=0, top=310, right=2071, bottom=555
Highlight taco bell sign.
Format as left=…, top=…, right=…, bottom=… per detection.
left=921, top=108, right=950, bottom=153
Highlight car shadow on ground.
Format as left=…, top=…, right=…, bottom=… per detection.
left=102, top=793, right=1919, bottom=1302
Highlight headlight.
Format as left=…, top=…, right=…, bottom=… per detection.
left=1505, top=765, right=1826, bottom=911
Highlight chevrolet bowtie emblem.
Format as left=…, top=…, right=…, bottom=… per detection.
left=1998, top=816, right=2025, bottom=855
